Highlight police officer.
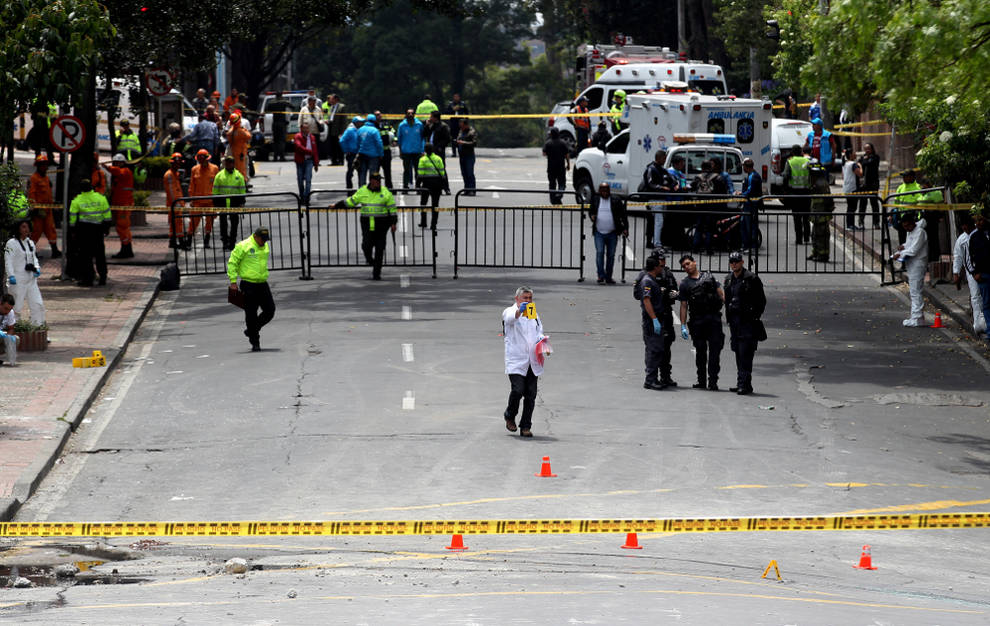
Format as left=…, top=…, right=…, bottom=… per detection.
left=228, top=227, right=275, bottom=352
left=639, top=256, right=676, bottom=390
left=213, top=154, right=247, bottom=250
left=334, top=172, right=396, bottom=280
left=416, top=142, right=447, bottom=230
left=723, top=251, right=767, bottom=395
left=678, top=254, right=725, bottom=390
left=68, top=179, right=112, bottom=287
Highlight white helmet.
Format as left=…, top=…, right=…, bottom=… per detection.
left=112, top=153, right=126, bottom=162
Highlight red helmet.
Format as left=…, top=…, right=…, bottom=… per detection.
left=170, top=152, right=183, bottom=163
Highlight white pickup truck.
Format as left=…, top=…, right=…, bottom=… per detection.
left=572, top=89, right=772, bottom=202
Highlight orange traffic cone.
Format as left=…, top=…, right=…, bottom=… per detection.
left=445, top=534, right=468, bottom=551
left=620, top=532, right=643, bottom=550
left=534, top=456, right=557, bottom=477
left=932, top=311, right=944, bottom=328
left=853, top=544, right=877, bottom=570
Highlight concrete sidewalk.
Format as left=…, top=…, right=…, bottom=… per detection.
left=0, top=210, right=173, bottom=520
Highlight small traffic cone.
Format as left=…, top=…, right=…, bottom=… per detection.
left=534, top=456, right=557, bottom=477
left=445, top=534, right=468, bottom=551
left=932, top=311, right=944, bottom=328
left=620, top=532, right=643, bottom=550
left=853, top=544, right=877, bottom=570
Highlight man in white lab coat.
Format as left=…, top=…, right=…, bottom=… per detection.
left=953, top=212, right=986, bottom=334
left=892, top=213, right=928, bottom=326
left=502, top=286, right=547, bottom=438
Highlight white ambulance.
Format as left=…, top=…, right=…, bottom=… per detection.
left=572, top=86, right=772, bottom=201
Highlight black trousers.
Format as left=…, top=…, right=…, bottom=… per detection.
left=787, top=191, right=810, bottom=242
left=74, top=222, right=107, bottom=283
left=505, top=367, right=539, bottom=430
left=220, top=214, right=239, bottom=249
left=381, top=151, right=393, bottom=190
left=642, top=320, right=666, bottom=384
left=548, top=169, right=566, bottom=204
left=659, top=329, right=674, bottom=382
left=239, top=280, right=276, bottom=340
left=857, top=189, right=881, bottom=226
left=729, top=323, right=758, bottom=390
left=345, top=153, right=357, bottom=189
left=272, top=127, right=287, bottom=160
left=689, top=316, right=724, bottom=385
left=576, top=127, right=589, bottom=151
left=419, top=178, right=443, bottom=228
left=360, top=215, right=395, bottom=279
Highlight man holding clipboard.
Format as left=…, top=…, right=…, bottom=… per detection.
left=228, top=227, right=275, bottom=352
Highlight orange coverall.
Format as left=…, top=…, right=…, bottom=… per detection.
left=187, top=162, right=219, bottom=236
left=27, top=172, right=56, bottom=245
left=163, top=168, right=185, bottom=237
left=228, top=124, right=251, bottom=182
left=106, top=164, right=134, bottom=245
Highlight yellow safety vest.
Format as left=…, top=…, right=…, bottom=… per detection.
left=212, top=168, right=247, bottom=208
left=69, top=190, right=111, bottom=225
left=345, top=185, right=396, bottom=231
left=227, top=235, right=270, bottom=284
left=416, top=153, right=446, bottom=178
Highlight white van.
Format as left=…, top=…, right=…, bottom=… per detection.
left=548, top=63, right=728, bottom=152
left=769, top=118, right=813, bottom=193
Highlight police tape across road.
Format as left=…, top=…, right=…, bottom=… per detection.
left=2, top=513, right=988, bottom=537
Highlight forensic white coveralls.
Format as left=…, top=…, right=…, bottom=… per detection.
left=4, top=236, right=46, bottom=325
left=954, top=231, right=986, bottom=333
left=898, top=218, right=928, bottom=326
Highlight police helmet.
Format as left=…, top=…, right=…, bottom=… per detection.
left=728, top=251, right=744, bottom=263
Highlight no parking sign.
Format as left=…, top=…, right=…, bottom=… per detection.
left=49, top=115, right=86, bottom=153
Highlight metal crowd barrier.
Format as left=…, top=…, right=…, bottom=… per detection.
left=453, top=189, right=586, bottom=280
left=307, top=188, right=438, bottom=279
left=169, top=191, right=305, bottom=278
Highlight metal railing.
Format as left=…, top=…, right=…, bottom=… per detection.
left=169, top=192, right=305, bottom=278
left=453, top=189, right=586, bottom=280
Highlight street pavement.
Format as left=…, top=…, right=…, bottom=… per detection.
left=2, top=149, right=990, bottom=624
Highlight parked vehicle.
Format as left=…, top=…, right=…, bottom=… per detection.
left=769, top=118, right=813, bottom=193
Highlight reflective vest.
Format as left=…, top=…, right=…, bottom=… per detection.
left=227, top=235, right=270, bottom=284
left=117, top=131, right=141, bottom=158
left=415, top=99, right=439, bottom=121
left=573, top=105, right=590, bottom=130
left=786, top=156, right=810, bottom=189
left=212, top=168, right=246, bottom=208
left=8, top=190, right=30, bottom=220
left=610, top=103, right=623, bottom=132
left=416, top=153, right=446, bottom=179
left=46, top=103, right=58, bottom=127
left=345, top=185, right=396, bottom=230
left=189, top=162, right=219, bottom=207
left=69, top=190, right=111, bottom=225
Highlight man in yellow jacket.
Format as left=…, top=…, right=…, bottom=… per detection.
left=334, top=172, right=396, bottom=280
left=228, top=227, right=274, bottom=352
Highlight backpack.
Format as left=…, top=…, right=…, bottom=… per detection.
left=694, top=173, right=715, bottom=195
left=159, top=262, right=180, bottom=291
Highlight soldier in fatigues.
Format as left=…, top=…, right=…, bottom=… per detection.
left=723, top=251, right=767, bottom=395
left=807, top=161, right=834, bottom=263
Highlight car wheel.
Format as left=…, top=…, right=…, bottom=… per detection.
left=561, top=132, right=576, bottom=156
left=574, top=172, right=594, bottom=204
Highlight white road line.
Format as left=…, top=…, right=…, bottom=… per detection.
left=492, top=192, right=500, bottom=199
left=401, top=343, right=414, bottom=362
left=398, top=245, right=409, bottom=258
left=398, top=194, right=407, bottom=207
left=397, top=213, right=408, bottom=233
left=401, top=306, right=412, bottom=320
left=400, top=274, right=411, bottom=288
left=625, top=244, right=635, bottom=262
left=402, top=391, right=415, bottom=410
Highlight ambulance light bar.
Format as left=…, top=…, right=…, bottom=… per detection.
left=673, top=133, right=736, bottom=145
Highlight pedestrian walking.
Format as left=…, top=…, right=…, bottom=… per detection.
left=953, top=212, right=986, bottom=334
left=842, top=148, right=863, bottom=229
left=891, top=212, right=928, bottom=327
left=5, top=220, right=45, bottom=324
left=68, top=179, right=111, bottom=287
left=228, top=227, right=275, bottom=352
left=27, top=156, right=60, bottom=258
left=102, top=154, right=135, bottom=259
left=164, top=153, right=187, bottom=247
left=678, top=254, right=725, bottom=390
left=416, top=143, right=448, bottom=230
left=293, top=120, right=320, bottom=203
left=356, top=114, right=383, bottom=188
left=334, top=172, right=396, bottom=280
left=340, top=116, right=362, bottom=189
left=445, top=94, right=469, bottom=157
left=397, top=109, right=424, bottom=191
left=185, top=149, right=219, bottom=248
left=213, top=155, right=247, bottom=250
left=783, top=145, right=811, bottom=244
left=857, top=143, right=881, bottom=228
left=807, top=162, right=834, bottom=263
left=456, top=118, right=478, bottom=195
left=543, top=127, right=570, bottom=205
left=723, top=251, right=767, bottom=395
left=588, top=182, right=627, bottom=284
left=967, top=209, right=990, bottom=343
left=502, top=286, right=548, bottom=438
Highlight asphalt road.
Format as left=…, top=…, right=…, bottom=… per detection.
left=3, top=152, right=990, bottom=624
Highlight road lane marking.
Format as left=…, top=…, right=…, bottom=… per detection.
left=401, top=306, right=412, bottom=320
left=401, top=343, right=414, bottom=362
left=402, top=391, right=415, bottom=410
left=838, top=498, right=990, bottom=515
left=399, top=274, right=410, bottom=288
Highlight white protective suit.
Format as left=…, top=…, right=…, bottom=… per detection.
left=503, top=303, right=545, bottom=376
left=954, top=231, right=987, bottom=333
left=898, top=218, right=928, bottom=326
left=4, top=235, right=46, bottom=325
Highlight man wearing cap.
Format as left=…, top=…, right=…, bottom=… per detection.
left=102, top=154, right=135, bottom=259
left=633, top=250, right=679, bottom=388
left=571, top=95, right=591, bottom=151
left=227, top=113, right=251, bottom=183
left=69, top=179, right=112, bottom=287
left=228, top=227, right=275, bottom=352
left=213, top=155, right=247, bottom=251
left=186, top=149, right=219, bottom=248
left=723, top=251, right=766, bottom=395
left=334, top=173, right=396, bottom=280
left=339, top=116, right=362, bottom=189
left=803, top=117, right=836, bottom=170
left=115, top=120, right=142, bottom=161
left=27, top=156, right=61, bottom=258
left=356, top=114, right=384, bottom=187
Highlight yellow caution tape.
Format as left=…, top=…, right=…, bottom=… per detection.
left=832, top=129, right=894, bottom=137
left=2, top=513, right=988, bottom=537
left=834, top=120, right=889, bottom=129
left=885, top=202, right=972, bottom=212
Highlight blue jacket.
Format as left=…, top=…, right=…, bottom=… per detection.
left=339, top=125, right=359, bottom=154
left=397, top=118, right=424, bottom=155
left=357, top=121, right=383, bottom=157
left=805, top=129, right=834, bottom=165
left=742, top=171, right=763, bottom=208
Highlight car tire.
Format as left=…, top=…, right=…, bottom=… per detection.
left=574, top=172, right=594, bottom=204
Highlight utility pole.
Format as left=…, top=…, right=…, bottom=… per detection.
left=677, top=0, right=687, bottom=55
left=749, top=46, right=761, bottom=99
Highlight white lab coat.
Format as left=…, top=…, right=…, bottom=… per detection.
left=899, top=219, right=928, bottom=322
left=4, top=236, right=45, bottom=325
left=503, top=304, right=545, bottom=376
left=954, top=231, right=986, bottom=333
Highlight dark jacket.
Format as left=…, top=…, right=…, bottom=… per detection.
left=969, top=229, right=990, bottom=277
left=723, top=269, right=766, bottom=325
left=588, top=194, right=628, bottom=233
left=422, top=120, right=451, bottom=152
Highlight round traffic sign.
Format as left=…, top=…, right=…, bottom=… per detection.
left=49, top=115, right=86, bottom=153
left=146, top=68, right=175, bottom=96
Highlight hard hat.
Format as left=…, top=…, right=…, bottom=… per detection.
left=614, top=89, right=626, bottom=100
left=223, top=154, right=235, bottom=162
left=229, top=113, right=240, bottom=123
left=112, top=153, right=126, bottom=162
left=366, top=113, right=376, bottom=123
left=168, top=122, right=181, bottom=132
left=170, top=152, right=183, bottom=162
left=34, top=155, right=48, bottom=165
left=196, top=149, right=210, bottom=158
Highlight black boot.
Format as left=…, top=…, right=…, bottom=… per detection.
left=50, top=243, right=62, bottom=259
left=112, top=243, right=134, bottom=259
left=203, top=233, right=211, bottom=248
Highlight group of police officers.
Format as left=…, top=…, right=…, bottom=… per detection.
left=637, top=249, right=766, bottom=395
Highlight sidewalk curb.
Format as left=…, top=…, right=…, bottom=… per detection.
left=923, top=283, right=974, bottom=334
left=2, top=277, right=163, bottom=521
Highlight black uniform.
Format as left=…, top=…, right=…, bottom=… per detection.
left=679, top=271, right=725, bottom=388
left=723, top=269, right=767, bottom=393
left=636, top=265, right=678, bottom=385
left=639, top=272, right=666, bottom=386
left=379, top=122, right=395, bottom=190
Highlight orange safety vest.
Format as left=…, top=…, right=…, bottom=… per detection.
left=91, top=168, right=108, bottom=196
left=573, top=105, right=590, bottom=130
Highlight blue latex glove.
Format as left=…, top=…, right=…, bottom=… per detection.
left=34, top=268, right=41, bottom=277
left=652, top=319, right=662, bottom=335
left=681, top=325, right=690, bottom=340
left=8, top=276, right=15, bottom=285
left=518, top=302, right=528, bottom=314
left=0, top=330, right=6, bottom=338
